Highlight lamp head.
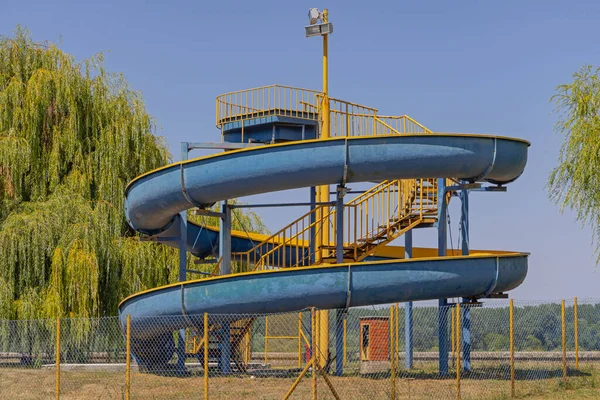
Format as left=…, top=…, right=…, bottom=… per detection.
left=305, top=8, right=333, bottom=37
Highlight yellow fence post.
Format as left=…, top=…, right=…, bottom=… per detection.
left=312, top=308, right=317, bottom=400
left=562, top=299, right=567, bottom=383
left=298, top=312, right=302, bottom=368
left=456, top=303, right=461, bottom=400
left=510, top=299, right=515, bottom=398
left=204, top=312, right=209, bottom=400
left=126, top=314, right=131, bottom=400
left=574, top=297, right=579, bottom=370
left=55, top=316, right=60, bottom=400
left=395, top=303, right=399, bottom=357
left=390, top=305, right=396, bottom=400
left=451, top=307, right=455, bottom=366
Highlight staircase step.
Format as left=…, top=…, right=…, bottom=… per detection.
left=320, top=245, right=355, bottom=250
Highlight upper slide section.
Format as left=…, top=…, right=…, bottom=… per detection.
left=125, top=134, right=529, bottom=236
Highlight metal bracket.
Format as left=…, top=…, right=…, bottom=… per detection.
left=475, top=185, right=507, bottom=192
left=485, top=292, right=509, bottom=299
left=186, top=142, right=263, bottom=151
left=193, top=258, right=219, bottom=264
left=448, top=299, right=483, bottom=307
left=446, top=183, right=507, bottom=193
left=194, top=208, right=226, bottom=218
left=337, top=185, right=350, bottom=198
left=139, top=236, right=179, bottom=242
left=185, top=269, right=211, bottom=276
left=446, top=183, right=481, bottom=192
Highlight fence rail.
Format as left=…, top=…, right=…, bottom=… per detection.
left=0, top=297, right=597, bottom=399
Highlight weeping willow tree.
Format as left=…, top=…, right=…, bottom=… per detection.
left=0, top=26, right=267, bottom=323
left=548, top=65, right=600, bottom=264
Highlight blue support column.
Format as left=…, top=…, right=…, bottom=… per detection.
left=405, top=230, right=414, bottom=369
left=335, top=185, right=345, bottom=376
left=218, top=199, right=231, bottom=374
left=219, top=200, right=231, bottom=275
left=177, top=142, right=189, bottom=374
left=460, top=184, right=472, bottom=372
left=218, top=323, right=231, bottom=374
left=437, top=178, right=449, bottom=376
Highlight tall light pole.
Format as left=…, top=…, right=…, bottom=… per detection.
left=306, top=8, right=334, bottom=372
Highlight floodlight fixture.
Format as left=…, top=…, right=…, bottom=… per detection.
left=308, top=8, right=322, bottom=25
left=305, top=8, right=333, bottom=38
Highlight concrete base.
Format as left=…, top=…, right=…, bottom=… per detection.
left=360, top=360, right=390, bottom=374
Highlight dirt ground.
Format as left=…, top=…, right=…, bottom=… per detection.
left=1, top=364, right=600, bottom=399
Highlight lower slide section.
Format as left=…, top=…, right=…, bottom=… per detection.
left=119, top=253, right=527, bottom=369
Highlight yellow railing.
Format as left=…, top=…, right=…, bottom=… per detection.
left=216, top=85, right=321, bottom=127
left=231, top=178, right=441, bottom=270
left=215, top=85, right=432, bottom=137
left=377, top=115, right=432, bottom=134
left=231, top=205, right=331, bottom=271
left=264, top=313, right=309, bottom=368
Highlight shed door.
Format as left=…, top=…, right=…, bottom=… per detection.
left=361, top=324, right=370, bottom=360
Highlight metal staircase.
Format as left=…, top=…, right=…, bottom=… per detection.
left=186, top=318, right=255, bottom=372
left=231, top=178, right=444, bottom=271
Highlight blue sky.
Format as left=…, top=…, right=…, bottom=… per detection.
left=3, top=0, right=600, bottom=300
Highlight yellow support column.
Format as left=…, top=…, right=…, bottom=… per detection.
left=574, top=297, right=579, bottom=370
left=312, top=308, right=318, bottom=400
left=390, top=306, right=396, bottom=400
left=204, top=313, right=209, bottom=400
left=55, top=316, right=60, bottom=400
left=456, top=303, right=461, bottom=400
left=316, top=9, right=331, bottom=371
left=126, top=314, right=131, bottom=400
left=510, top=299, right=515, bottom=398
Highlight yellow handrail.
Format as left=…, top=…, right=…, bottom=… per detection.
left=215, top=84, right=433, bottom=138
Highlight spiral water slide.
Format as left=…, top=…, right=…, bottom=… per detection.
left=119, top=132, right=529, bottom=369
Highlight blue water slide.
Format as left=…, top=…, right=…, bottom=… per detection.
left=119, top=133, right=529, bottom=369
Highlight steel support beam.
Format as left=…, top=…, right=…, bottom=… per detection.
left=219, top=200, right=231, bottom=275
left=229, top=201, right=334, bottom=209
left=186, top=142, right=262, bottom=150
left=217, top=201, right=232, bottom=375
left=219, top=323, right=231, bottom=374
left=335, top=185, right=345, bottom=376
left=437, top=178, right=449, bottom=376
left=461, top=183, right=472, bottom=372
left=176, top=142, right=189, bottom=374
left=309, top=187, right=316, bottom=265
left=405, top=230, right=414, bottom=369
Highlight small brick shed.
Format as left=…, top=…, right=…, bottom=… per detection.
left=359, top=316, right=390, bottom=374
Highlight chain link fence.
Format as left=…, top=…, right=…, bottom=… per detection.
left=1, top=298, right=599, bottom=399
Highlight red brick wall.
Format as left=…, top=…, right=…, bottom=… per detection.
left=360, top=319, right=389, bottom=361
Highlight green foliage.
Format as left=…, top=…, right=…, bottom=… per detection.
left=0, top=25, right=173, bottom=320
left=523, top=334, right=543, bottom=351
left=0, top=26, right=266, bottom=322
left=483, top=333, right=509, bottom=351
left=343, top=302, right=600, bottom=353
left=548, top=65, right=600, bottom=263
